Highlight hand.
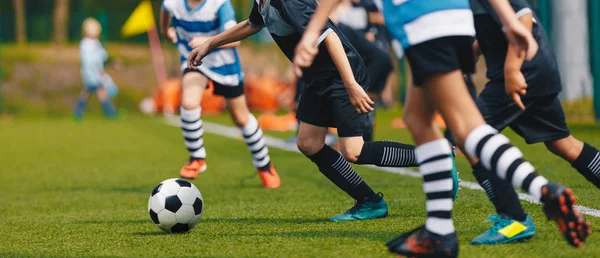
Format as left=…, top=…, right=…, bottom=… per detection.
left=293, top=31, right=320, bottom=77
left=188, top=37, right=210, bottom=49
left=346, top=82, right=374, bottom=113
left=166, top=27, right=177, bottom=44
left=503, top=21, right=538, bottom=61
left=504, top=69, right=527, bottom=110
left=365, top=32, right=376, bottom=42
left=187, top=42, right=211, bottom=68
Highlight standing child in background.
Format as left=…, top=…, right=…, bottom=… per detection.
left=74, top=18, right=118, bottom=120
left=160, top=0, right=280, bottom=188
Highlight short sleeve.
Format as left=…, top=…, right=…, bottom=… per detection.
left=281, top=0, right=334, bottom=43
left=474, top=0, right=532, bottom=25
left=218, top=0, right=237, bottom=31
left=248, top=0, right=265, bottom=27
left=162, top=0, right=173, bottom=15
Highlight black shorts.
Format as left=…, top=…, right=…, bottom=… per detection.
left=296, top=85, right=373, bottom=138
left=477, top=86, right=570, bottom=144
left=405, top=36, right=475, bottom=86
left=183, top=68, right=244, bottom=99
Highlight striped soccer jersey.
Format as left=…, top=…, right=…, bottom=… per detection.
left=163, top=0, right=244, bottom=86
left=382, top=0, right=475, bottom=49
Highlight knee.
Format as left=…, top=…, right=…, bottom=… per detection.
left=181, top=94, right=200, bottom=110
left=297, top=137, right=323, bottom=156
left=340, top=145, right=361, bottom=163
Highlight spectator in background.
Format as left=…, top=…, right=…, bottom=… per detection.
left=74, top=18, right=118, bottom=120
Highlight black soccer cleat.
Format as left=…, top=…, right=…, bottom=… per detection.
left=386, top=226, right=458, bottom=258
left=541, top=183, right=591, bottom=247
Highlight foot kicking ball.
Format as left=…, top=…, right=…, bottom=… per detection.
left=148, top=178, right=204, bottom=233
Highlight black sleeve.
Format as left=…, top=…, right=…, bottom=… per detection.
left=361, top=0, right=379, bottom=12
left=248, top=0, right=265, bottom=27
left=280, top=0, right=333, bottom=35
left=475, top=0, right=532, bottom=25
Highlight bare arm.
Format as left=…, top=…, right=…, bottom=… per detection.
left=368, top=12, right=385, bottom=26
left=160, top=9, right=177, bottom=43
left=505, top=13, right=533, bottom=71
left=293, top=0, right=342, bottom=74
left=188, top=20, right=261, bottom=67
left=159, top=9, right=171, bottom=36
left=487, top=0, right=538, bottom=60
left=504, top=13, right=533, bottom=110
left=324, top=32, right=374, bottom=113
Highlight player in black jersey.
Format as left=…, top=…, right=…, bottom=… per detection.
left=466, top=0, right=596, bottom=245
left=187, top=0, right=424, bottom=222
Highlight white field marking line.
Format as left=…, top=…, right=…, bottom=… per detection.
left=164, top=116, right=600, bottom=218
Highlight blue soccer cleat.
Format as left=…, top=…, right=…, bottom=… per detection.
left=450, top=148, right=460, bottom=200
left=471, top=214, right=536, bottom=245
left=331, top=193, right=388, bottom=222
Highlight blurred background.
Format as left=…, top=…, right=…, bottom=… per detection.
left=0, top=0, right=599, bottom=125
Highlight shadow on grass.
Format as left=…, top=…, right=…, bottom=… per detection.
left=73, top=219, right=148, bottom=225
left=130, top=231, right=172, bottom=236
left=220, top=230, right=394, bottom=242
left=201, top=217, right=328, bottom=224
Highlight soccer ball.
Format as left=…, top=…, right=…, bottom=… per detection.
left=148, top=178, right=204, bottom=233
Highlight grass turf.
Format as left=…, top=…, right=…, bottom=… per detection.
left=1, top=111, right=599, bottom=257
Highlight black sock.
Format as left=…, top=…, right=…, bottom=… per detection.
left=307, top=145, right=381, bottom=203
left=355, top=141, right=417, bottom=167
left=473, top=162, right=526, bottom=221
left=363, top=110, right=375, bottom=142
left=572, top=143, right=600, bottom=188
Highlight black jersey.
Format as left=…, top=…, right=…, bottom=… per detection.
left=472, top=0, right=562, bottom=96
left=248, top=0, right=369, bottom=95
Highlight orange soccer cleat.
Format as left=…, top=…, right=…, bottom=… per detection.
left=257, top=164, right=281, bottom=188
left=179, top=159, right=207, bottom=179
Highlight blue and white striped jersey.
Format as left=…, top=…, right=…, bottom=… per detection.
left=382, top=0, right=475, bottom=49
left=163, top=0, right=243, bottom=86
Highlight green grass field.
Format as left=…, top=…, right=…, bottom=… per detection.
left=1, top=110, right=600, bottom=257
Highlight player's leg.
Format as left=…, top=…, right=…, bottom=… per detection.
left=95, top=86, right=117, bottom=119
left=387, top=80, right=459, bottom=258
left=223, top=84, right=280, bottom=189
left=73, top=89, right=90, bottom=120
left=296, top=89, right=384, bottom=221
left=547, top=137, right=600, bottom=188
left=179, top=69, right=208, bottom=179
left=427, top=40, right=589, bottom=246
left=463, top=84, right=533, bottom=245
left=530, top=95, right=600, bottom=189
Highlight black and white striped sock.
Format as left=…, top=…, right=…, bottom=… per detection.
left=572, top=143, right=600, bottom=189
left=355, top=141, right=417, bottom=167
left=416, top=139, right=455, bottom=235
left=464, top=124, right=548, bottom=200
left=239, top=114, right=271, bottom=169
left=180, top=107, right=206, bottom=160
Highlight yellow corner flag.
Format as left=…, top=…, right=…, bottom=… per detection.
left=121, top=0, right=156, bottom=38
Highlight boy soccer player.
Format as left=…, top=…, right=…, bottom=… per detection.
left=187, top=0, right=424, bottom=221
left=467, top=0, right=597, bottom=245
left=295, top=0, right=589, bottom=256
left=160, top=0, right=281, bottom=188
left=74, top=18, right=118, bottom=120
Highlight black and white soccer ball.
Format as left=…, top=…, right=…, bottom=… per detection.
left=148, top=178, right=204, bottom=233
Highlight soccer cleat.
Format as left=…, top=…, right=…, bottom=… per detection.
left=541, top=183, right=591, bottom=247
left=450, top=148, right=460, bottom=200
left=331, top=193, right=388, bottom=222
left=471, top=214, right=535, bottom=245
left=179, top=159, right=207, bottom=179
left=387, top=226, right=458, bottom=258
left=258, top=164, right=280, bottom=188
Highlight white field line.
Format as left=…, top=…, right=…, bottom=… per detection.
left=164, top=116, right=600, bottom=218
